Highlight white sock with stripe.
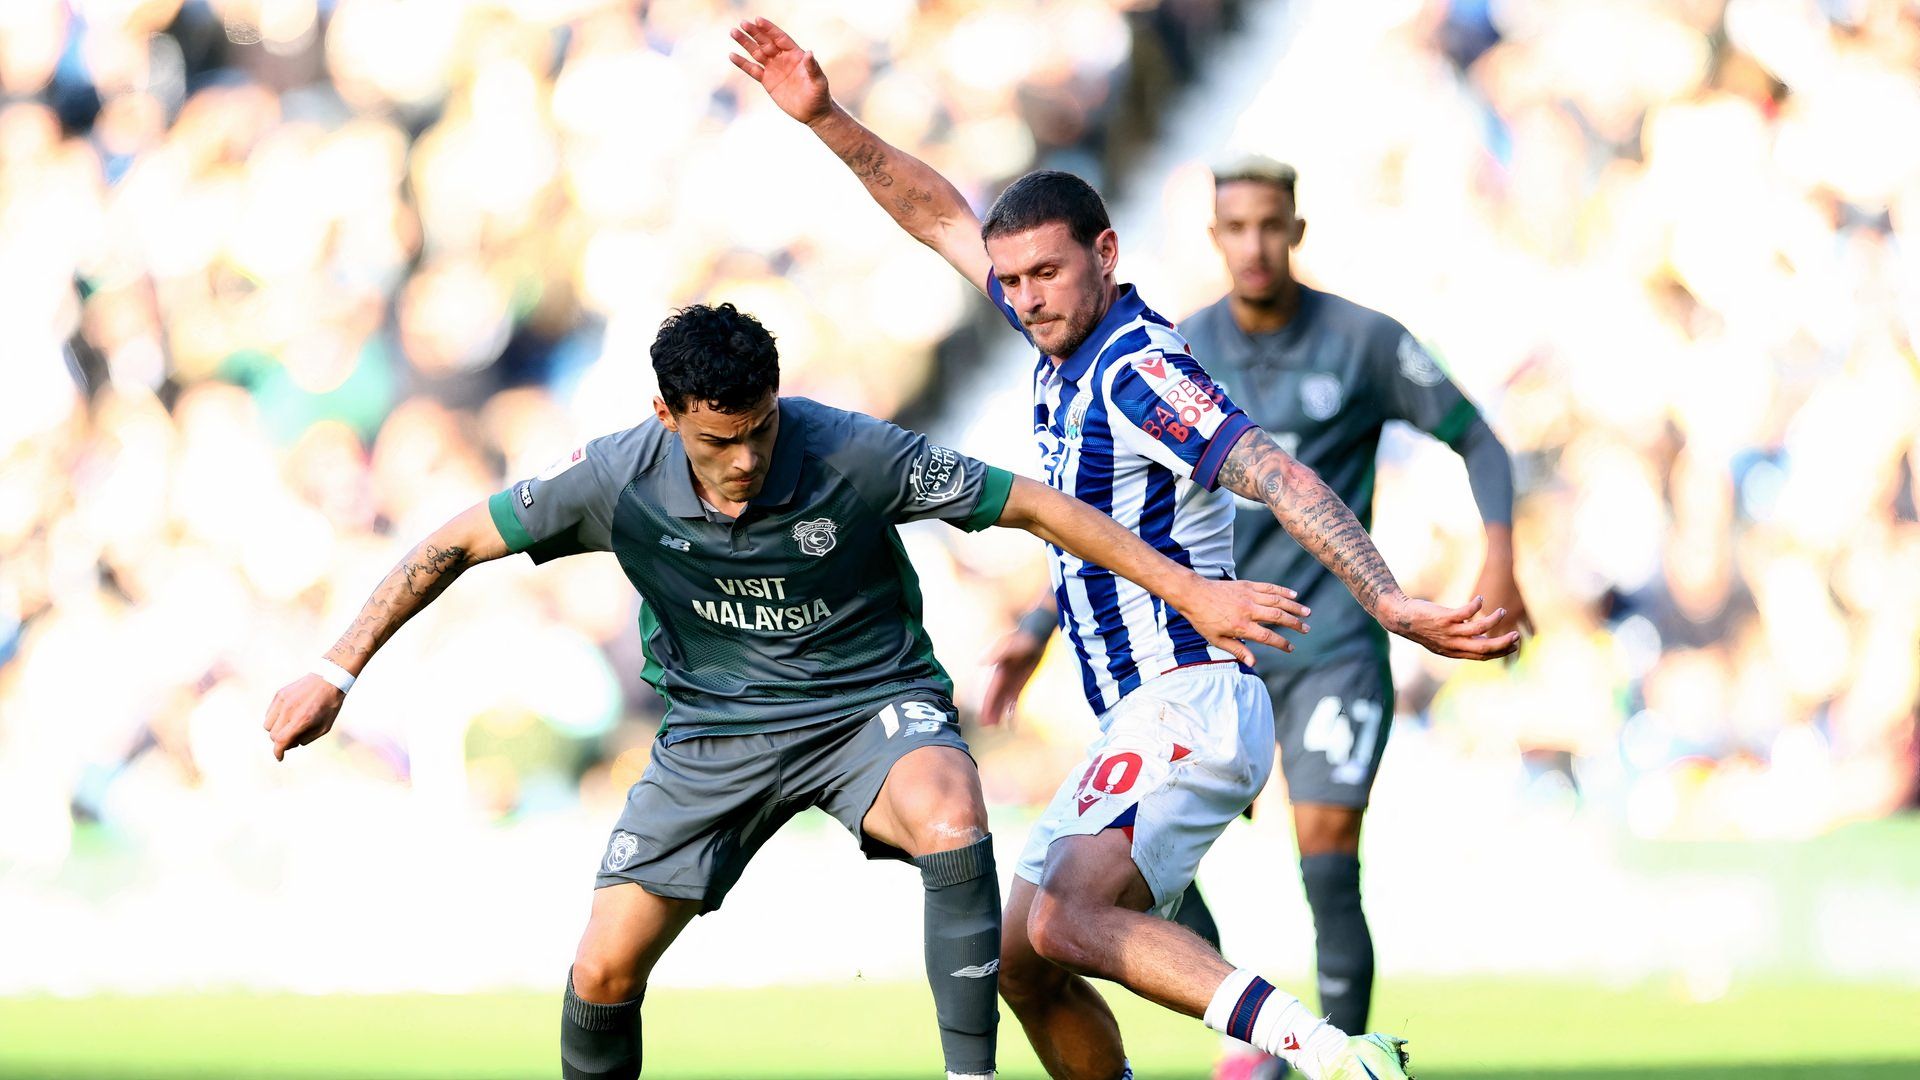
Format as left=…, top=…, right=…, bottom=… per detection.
left=1203, top=969, right=1346, bottom=1077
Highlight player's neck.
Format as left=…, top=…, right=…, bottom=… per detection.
left=1229, top=277, right=1300, bottom=336
left=690, top=471, right=749, bottom=519
left=1048, top=282, right=1122, bottom=364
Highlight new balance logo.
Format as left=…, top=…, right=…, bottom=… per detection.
left=658, top=535, right=691, bottom=552
left=950, top=960, right=999, bottom=979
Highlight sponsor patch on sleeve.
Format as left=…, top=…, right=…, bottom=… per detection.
left=516, top=481, right=534, bottom=508
left=536, top=445, right=587, bottom=481
left=909, top=444, right=965, bottom=505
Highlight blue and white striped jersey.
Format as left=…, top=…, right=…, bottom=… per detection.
left=988, top=276, right=1257, bottom=715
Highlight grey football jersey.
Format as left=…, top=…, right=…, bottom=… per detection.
left=488, top=397, right=1014, bottom=742
left=1181, top=286, right=1479, bottom=669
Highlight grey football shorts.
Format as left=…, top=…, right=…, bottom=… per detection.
left=1266, top=653, right=1396, bottom=809
left=594, top=692, right=970, bottom=912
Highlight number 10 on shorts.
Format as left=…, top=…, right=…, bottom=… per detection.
left=1073, top=751, right=1144, bottom=815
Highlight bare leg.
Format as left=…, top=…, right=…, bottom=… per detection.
left=998, top=875, right=1128, bottom=1080
left=563, top=883, right=700, bottom=1079
left=863, top=744, right=1000, bottom=1079
left=1027, top=828, right=1235, bottom=1017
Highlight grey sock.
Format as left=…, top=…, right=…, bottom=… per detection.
left=1171, top=880, right=1222, bottom=951
left=913, top=835, right=1001, bottom=1076
left=1301, top=853, right=1373, bottom=1033
left=561, top=968, right=643, bottom=1080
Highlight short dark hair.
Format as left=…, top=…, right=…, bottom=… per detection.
left=980, top=170, right=1111, bottom=247
left=651, top=303, right=780, bottom=414
left=1212, top=154, right=1297, bottom=201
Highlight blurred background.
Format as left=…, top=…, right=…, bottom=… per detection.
left=1, top=0, right=1917, bottom=1076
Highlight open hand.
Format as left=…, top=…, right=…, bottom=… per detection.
left=729, top=17, right=831, bottom=125
left=263, top=673, right=346, bottom=761
left=1377, top=594, right=1519, bottom=660
left=1176, top=579, right=1310, bottom=667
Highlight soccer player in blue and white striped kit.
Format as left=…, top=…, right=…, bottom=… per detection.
left=734, top=19, right=1517, bottom=1080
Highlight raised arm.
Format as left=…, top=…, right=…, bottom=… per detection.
left=1215, top=428, right=1519, bottom=660
left=729, top=17, right=992, bottom=290
left=993, top=475, right=1307, bottom=666
left=263, top=501, right=509, bottom=760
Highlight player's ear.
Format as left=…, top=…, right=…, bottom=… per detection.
left=1291, top=216, right=1306, bottom=248
left=1207, top=220, right=1221, bottom=251
left=653, top=396, right=676, bottom=430
left=1094, top=228, right=1119, bottom=276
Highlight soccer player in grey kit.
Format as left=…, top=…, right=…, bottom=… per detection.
left=262, top=304, right=1306, bottom=1080
left=990, top=157, right=1532, bottom=1078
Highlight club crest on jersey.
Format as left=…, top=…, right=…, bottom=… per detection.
left=1397, top=333, right=1445, bottom=387
left=791, top=517, right=838, bottom=557
left=605, top=831, right=640, bottom=872
left=1301, top=373, right=1343, bottom=421
left=910, top=445, right=964, bottom=505
left=1064, top=394, right=1091, bottom=440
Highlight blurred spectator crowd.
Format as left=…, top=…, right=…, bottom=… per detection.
left=1120, top=0, right=1920, bottom=841
left=0, top=0, right=1249, bottom=874
left=0, top=0, right=1916, bottom=905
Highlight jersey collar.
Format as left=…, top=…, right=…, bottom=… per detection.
left=1056, top=283, right=1145, bottom=385
left=658, top=399, right=803, bottom=519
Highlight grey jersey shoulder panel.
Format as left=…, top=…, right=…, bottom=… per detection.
left=505, top=420, right=672, bottom=561
left=1180, top=287, right=1477, bottom=668
left=790, top=397, right=1005, bottom=528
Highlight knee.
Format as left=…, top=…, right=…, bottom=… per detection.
left=1025, top=890, right=1097, bottom=973
left=996, top=946, right=1063, bottom=1011
left=571, top=945, right=643, bottom=1005
left=894, top=775, right=989, bottom=856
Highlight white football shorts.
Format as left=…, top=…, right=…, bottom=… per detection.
left=1015, top=661, right=1276, bottom=917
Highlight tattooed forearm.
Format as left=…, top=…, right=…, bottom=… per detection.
left=326, top=542, right=475, bottom=669
left=836, top=141, right=895, bottom=188
left=1218, top=430, right=1404, bottom=617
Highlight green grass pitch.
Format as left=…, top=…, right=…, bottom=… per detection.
left=3, top=977, right=1918, bottom=1078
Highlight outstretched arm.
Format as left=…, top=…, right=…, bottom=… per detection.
left=1215, top=427, right=1519, bottom=660
left=994, top=475, right=1308, bottom=667
left=730, top=17, right=992, bottom=290
left=263, top=502, right=510, bottom=760
left=1448, top=416, right=1531, bottom=639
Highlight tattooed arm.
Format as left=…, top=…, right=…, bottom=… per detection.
left=729, top=17, right=993, bottom=290
left=1216, top=428, right=1519, bottom=660
left=264, top=502, right=510, bottom=760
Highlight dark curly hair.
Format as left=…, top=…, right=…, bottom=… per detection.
left=651, top=303, right=781, bottom=414
left=981, top=170, right=1111, bottom=247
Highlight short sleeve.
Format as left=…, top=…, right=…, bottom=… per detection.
left=1103, top=351, right=1256, bottom=491
left=1373, top=322, right=1478, bottom=444
left=834, top=413, right=1014, bottom=532
left=488, top=425, right=651, bottom=562
left=985, top=271, right=1034, bottom=344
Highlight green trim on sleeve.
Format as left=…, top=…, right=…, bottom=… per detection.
left=960, top=467, right=1016, bottom=532
left=1430, top=399, right=1480, bottom=446
left=487, top=489, right=536, bottom=553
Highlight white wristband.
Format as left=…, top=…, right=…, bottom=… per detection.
left=314, top=658, right=356, bottom=694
